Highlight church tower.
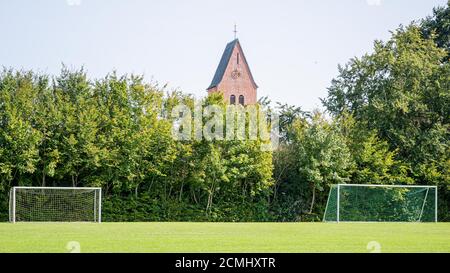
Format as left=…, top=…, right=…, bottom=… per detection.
left=206, top=38, right=258, bottom=105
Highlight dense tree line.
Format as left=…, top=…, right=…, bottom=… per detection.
left=0, top=3, right=448, bottom=221
left=0, top=68, right=274, bottom=221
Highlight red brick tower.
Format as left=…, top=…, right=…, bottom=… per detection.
left=207, top=39, right=258, bottom=105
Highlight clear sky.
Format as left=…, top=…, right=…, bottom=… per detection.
left=0, top=0, right=447, bottom=111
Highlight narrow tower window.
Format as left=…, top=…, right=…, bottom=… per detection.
left=237, top=53, right=239, bottom=65
left=239, top=95, right=244, bottom=105
left=230, top=95, right=236, bottom=104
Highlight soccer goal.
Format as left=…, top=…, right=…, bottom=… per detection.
left=9, top=187, right=102, bottom=223
left=323, top=184, right=437, bottom=222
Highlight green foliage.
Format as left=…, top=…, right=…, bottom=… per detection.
left=102, top=194, right=272, bottom=222
left=0, top=68, right=274, bottom=221
left=337, top=112, right=413, bottom=185
left=421, top=1, right=450, bottom=54
left=271, top=111, right=353, bottom=220
left=322, top=24, right=449, bottom=220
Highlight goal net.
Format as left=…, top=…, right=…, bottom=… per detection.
left=323, top=184, right=437, bottom=222
left=9, top=187, right=102, bottom=223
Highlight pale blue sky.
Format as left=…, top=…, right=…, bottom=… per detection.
left=0, top=0, right=447, bottom=111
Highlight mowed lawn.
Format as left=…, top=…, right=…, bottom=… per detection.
left=0, top=222, right=449, bottom=253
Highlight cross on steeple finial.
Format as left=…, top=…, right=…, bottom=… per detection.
left=233, top=23, right=237, bottom=39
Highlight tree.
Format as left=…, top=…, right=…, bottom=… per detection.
left=322, top=25, right=449, bottom=219
left=337, top=112, right=413, bottom=185
left=292, top=112, right=353, bottom=214
left=0, top=70, right=41, bottom=187
left=421, top=1, right=450, bottom=54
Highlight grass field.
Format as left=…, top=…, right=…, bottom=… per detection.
left=0, top=222, right=449, bottom=253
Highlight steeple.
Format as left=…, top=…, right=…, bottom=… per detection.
left=207, top=37, right=257, bottom=105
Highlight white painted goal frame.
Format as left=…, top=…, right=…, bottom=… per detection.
left=9, top=187, right=102, bottom=223
left=323, top=184, right=438, bottom=223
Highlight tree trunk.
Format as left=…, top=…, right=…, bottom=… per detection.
left=309, top=184, right=316, bottom=214
left=42, top=170, right=46, bottom=187
left=206, top=182, right=215, bottom=214
left=147, top=177, right=155, bottom=193
left=191, top=188, right=198, bottom=204
left=179, top=180, right=184, bottom=202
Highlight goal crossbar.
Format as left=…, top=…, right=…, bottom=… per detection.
left=337, top=184, right=437, bottom=189
left=13, top=187, right=102, bottom=190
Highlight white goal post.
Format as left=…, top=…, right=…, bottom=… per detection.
left=323, top=184, right=438, bottom=222
left=9, top=187, right=102, bottom=223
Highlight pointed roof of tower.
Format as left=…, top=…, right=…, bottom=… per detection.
left=207, top=39, right=258, bottom=90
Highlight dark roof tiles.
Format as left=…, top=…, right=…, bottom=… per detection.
left=207, top=39, right=239, bottom=90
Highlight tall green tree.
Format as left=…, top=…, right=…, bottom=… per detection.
left=0, top=70, right=42, bottom=187
left=323, top=25, right=449, bottom=219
